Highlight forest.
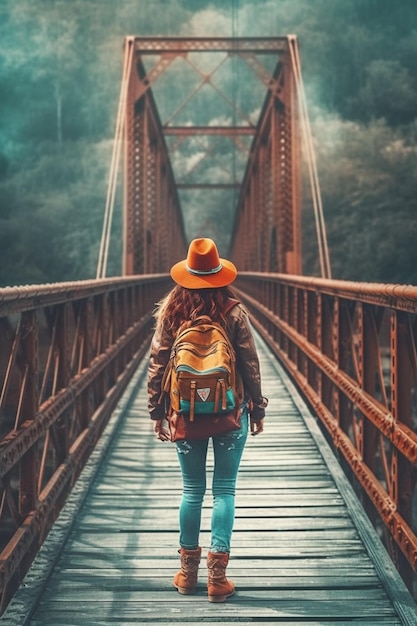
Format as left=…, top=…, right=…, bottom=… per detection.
left=0, top=0, right=417, bottom=286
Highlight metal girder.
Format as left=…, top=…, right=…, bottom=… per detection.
left=131, top=36, right=289, bottom=53
left=176, top=183, right=240, bottom=189
left=229, top=45, right=301, bottom=274
left=235, top=273, right=417, bottom=590
left=123, top=43, right=186, bottom=275
left=163, top=126, right=256, bottom=136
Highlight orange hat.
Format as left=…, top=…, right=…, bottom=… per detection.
left=170, top=238, right=237, bottom=289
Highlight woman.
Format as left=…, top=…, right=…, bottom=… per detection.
left=147, top=238, right=267, bottom=603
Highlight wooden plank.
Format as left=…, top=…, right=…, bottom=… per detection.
left=28, top=596, right=400, bottom=624
left=7, top=337, right=417, bottom=625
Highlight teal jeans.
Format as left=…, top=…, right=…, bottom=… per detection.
left=175, top=409, right=248, bottom=553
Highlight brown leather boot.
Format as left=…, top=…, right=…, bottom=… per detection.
left=207, top=551, right=235, bottom=602
left=173, top=547, right=202, bottom=594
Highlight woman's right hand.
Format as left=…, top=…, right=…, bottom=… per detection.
left=154, top=419, right=171, bottom=441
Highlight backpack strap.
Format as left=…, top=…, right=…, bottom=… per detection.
left=176, top=301, right=239, bottom=336
left=190, top=380, right=196, bottom=422
left=224, top=298, right=240, bottom=316
left=161, top=363, right=172, bottom=395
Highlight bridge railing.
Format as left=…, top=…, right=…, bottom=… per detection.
left=2, top=273, right=417, bottom=609
left=235, top=273, right=417, bottom=592
left=0, top=276, right=171, bottom=613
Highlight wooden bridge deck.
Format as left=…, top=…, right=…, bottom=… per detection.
left=3, top=336, right=417, bottom=625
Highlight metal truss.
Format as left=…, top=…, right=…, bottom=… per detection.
left=123, top=36, right=302, bottom=274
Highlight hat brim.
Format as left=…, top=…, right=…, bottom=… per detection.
left=170, top=258, right=237, bottom=289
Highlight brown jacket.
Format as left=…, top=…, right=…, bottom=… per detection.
left=147, top=300, right=264, bottom=421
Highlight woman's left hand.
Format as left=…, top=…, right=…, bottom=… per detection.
left=250, top=417, right=264, bottom=436
left=154, top=419, right=171, bottom=441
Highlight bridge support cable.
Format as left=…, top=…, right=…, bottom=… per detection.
left=288, top=35, right=332, bottom=279
left=96, top=39, right=134, bottom=279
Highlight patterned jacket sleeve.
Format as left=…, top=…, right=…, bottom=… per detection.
left=228, top=304, right=264, bottom=409
left=147, top=323, right=173, bottom=420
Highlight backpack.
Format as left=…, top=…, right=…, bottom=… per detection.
left=162, top=315, right=237, bottom=422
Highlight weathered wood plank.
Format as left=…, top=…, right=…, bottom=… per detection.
left=28, top=595, right=400, bottom=623
left=28, top=619, right=405, bottom=626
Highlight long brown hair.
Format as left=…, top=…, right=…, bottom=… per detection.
left=155, top=285, right=238, bottom=335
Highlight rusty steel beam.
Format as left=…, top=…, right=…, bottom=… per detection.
left=0, top=277, right=168, bottom=315
left=132, top=36, right=288, bottom=54
left=235, top=273, right=417, bottom=589
left=238, top=272, right=417, bottom=314
left=230, top=40, right=301, bottom=274
left=163, top=127, right=256, bottom=136
left=176, top=183, right=240, bottom=189
left=123, top=41, right=186, bottom=275
left=0, top=276, right=172, bottom=613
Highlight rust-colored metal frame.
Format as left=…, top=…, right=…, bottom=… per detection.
left=230, top=38, right=301, bottom=274
left=0, top=276, right=171, bottom=613
left=123, top=37, right=301, bottom=275
left=236, top=273, right=417, bottom=590
left=123, top=39, right=187, bottom=275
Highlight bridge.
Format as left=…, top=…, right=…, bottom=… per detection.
left=1, top=37, right=417, bottom=624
